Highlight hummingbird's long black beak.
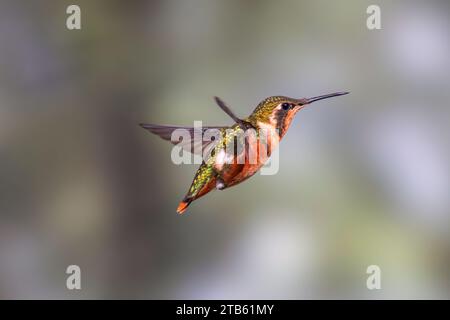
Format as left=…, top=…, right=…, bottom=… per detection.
left=305, top=91, right=349, bottom=104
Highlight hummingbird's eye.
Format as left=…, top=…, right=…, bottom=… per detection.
left=281, top=103, right=291, bottom=110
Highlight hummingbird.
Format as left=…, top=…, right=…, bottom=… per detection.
left=140, top=91, right=349, bottom=214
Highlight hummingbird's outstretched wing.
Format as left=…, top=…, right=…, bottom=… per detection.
left=214, top=96, right=254, bottom=130
left=139, top=124, right=225, bottom=156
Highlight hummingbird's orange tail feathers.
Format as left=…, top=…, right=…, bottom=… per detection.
left=176, top=199, right=191, bottom=214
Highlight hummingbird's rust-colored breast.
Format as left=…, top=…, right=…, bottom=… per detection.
left=210, top=120, right=281, bottom=188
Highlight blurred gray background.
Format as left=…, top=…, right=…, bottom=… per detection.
left=0, top=0, right=449, bottom=299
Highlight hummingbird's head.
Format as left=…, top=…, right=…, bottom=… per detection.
left=249, top=92, right=349, bottom=137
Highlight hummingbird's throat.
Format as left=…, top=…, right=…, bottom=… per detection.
left=271, top=107, right=301, bottom=137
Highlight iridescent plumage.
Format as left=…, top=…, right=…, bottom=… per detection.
left=141, top=92, right=348, bottom=214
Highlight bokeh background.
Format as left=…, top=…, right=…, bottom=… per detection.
left=0, top=0, right=449, bottom=299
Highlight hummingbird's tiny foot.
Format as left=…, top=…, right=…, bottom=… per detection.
left=216, top=179, right=226, bottom=190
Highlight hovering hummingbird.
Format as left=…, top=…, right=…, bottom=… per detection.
left=140, top=91, right=349, bottom=214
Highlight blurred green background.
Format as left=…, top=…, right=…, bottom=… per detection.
left=0, top=0, right=449, bottom=299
